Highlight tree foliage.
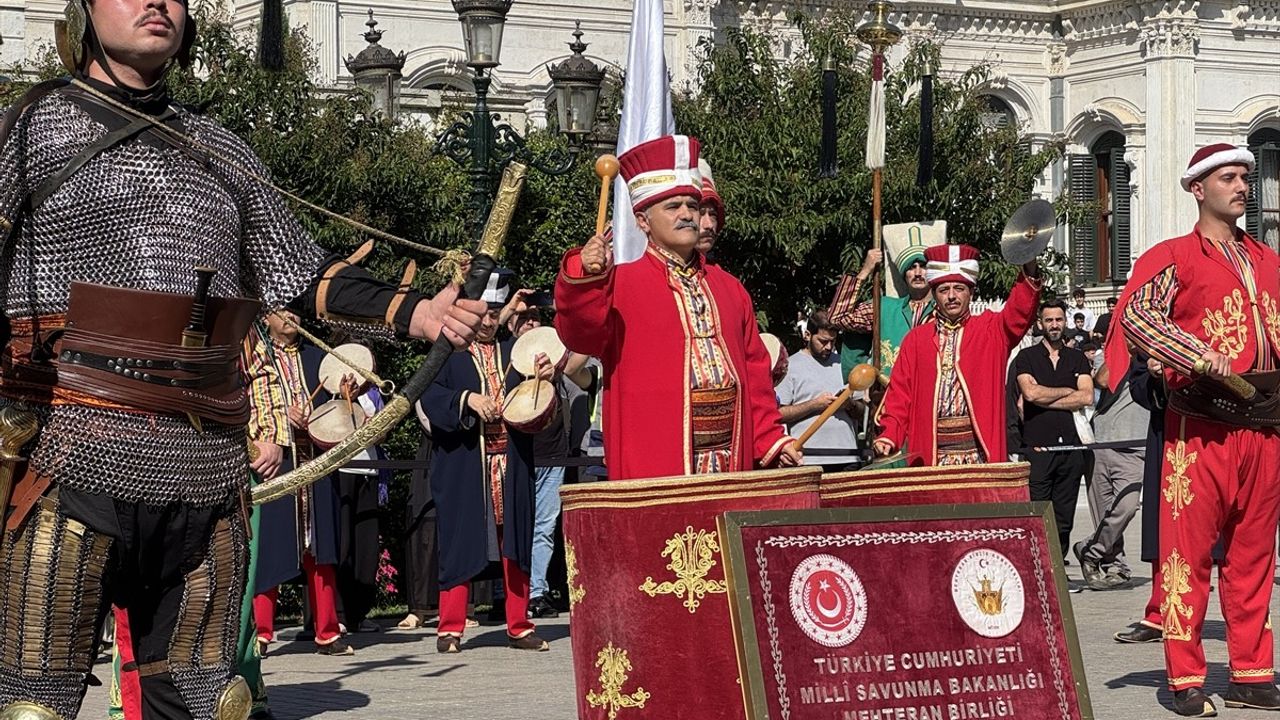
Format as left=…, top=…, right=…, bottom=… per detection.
left=675, top=19, right=1068, bottom=332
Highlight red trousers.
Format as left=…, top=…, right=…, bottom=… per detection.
left=114, top=605, right=143, bottom=720
left=1142, top=562, right=1164, bottom=629
left=253, top=553, right=342, bottom=645
left=437, top=555, right=534, bottom=638
left=1160, top=412, right=1280, bottom=689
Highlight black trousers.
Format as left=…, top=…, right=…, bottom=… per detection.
left=0, top=485, right=246, bottom=720
left=336, top=472, right=380, bottom=627
left=1027, top=449, right=1090, bottom=556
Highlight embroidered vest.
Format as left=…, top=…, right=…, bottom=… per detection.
left=1167, top=230, right=1280, bottom=375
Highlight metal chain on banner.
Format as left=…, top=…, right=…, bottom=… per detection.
left=272, top=310, right=395, bottom=395
left=69, top=78, right=456, bottom=260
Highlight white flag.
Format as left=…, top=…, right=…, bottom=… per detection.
left=612, top=0, right=676, bottom=265
left=865, top=53, right=886, bottom=170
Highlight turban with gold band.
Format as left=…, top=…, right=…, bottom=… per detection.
left=619, top=134, right=703, bottom=213
left=925, top=244, right=980, bottom=288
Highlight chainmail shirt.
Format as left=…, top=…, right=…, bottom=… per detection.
left=0, top=85, right=328, bottom=506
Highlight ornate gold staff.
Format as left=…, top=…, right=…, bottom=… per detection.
left=251, top=162, right=529, bottom=505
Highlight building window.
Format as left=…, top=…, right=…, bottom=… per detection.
left=1069, top=131, right=1130, bottom=285
left=979, top=95, right=1015, bottom=130
left=1247, top=128, right=1280, bottom=249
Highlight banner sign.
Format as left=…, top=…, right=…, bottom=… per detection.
left=719, top=503, right=1092, bottom=720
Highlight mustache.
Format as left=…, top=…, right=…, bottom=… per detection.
left=675, top=220, right=699, bottom=231
left=138, top=12, right=173, bottom=28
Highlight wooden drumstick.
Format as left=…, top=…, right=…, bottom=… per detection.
left=305, top=383, right=325, bottom=411
left=594, top=154, right=619, bottom=237
left=791, top=364, right=879, bottom=451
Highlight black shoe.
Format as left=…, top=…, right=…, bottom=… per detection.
left=1114, top=624, right=1163, bottom=643
left=1072, top=541, right=1108, bottom=589
left=508, top=632, right=550, bottom=651
left=1171, top=687, right=1217, bottom=717
left=528, top=596, right=559, bottom=619
left=315, top=639, right=354, bottom=656
left=436, top=635, right=461, bottom=654
left=1224, top=682, right=1280, bottom=710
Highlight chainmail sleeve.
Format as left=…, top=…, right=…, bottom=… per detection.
left=183, top=114, right=328, bottom=309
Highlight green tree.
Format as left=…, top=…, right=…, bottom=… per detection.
left=675, top=19, right=1068, bottom=336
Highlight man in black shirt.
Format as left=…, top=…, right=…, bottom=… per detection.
left=1013, top=301, right=1095, bottom=555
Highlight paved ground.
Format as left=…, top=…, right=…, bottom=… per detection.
left=77, top=493, right=1280, bottom=719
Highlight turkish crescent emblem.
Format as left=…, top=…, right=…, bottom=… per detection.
left=788, top=554, right=868, bottom=648
left=815, top=587, right=843, bottom=620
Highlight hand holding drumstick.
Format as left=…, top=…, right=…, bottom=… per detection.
left=582, top=155, right=619, bottom=276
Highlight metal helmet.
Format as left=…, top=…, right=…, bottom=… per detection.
left=54, top=0, right=196, bottom=74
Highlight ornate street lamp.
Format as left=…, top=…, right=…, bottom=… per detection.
left=451, top=0, right=513, bottom=70
left=344, top=10, right=406, bottom=119
left=548, top=21, right=606, bottom=143
left=435, top=12, right=604, bottom=239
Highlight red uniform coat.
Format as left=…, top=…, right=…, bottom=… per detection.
left=1106, top=227, right=1280, bottom=390
left=876, top=274, right=1041, bottom=466
left=554, top=245, right=791, bottom=480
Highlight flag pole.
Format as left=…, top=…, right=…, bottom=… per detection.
left=855, top=1, right=903, bottom=378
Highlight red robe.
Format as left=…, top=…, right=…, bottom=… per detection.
left=554, top=245, right=791, bottom=480
left=876, top=274, right=1041, bottom=466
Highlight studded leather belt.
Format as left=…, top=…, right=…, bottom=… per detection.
left=1170, top=371, right=1280, bottom=429
left=1, top=282, right=261, bottom=424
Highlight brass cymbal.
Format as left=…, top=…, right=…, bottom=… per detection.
left=1000, top=199, right=1057, bottom=265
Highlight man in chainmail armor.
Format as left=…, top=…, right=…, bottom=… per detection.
left=0, top=0, right=485, bottom=717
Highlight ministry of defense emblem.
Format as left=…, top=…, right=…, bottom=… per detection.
left=950, top=548, right=1025, bottom=638
left=788, top=554, right=868, bottom=648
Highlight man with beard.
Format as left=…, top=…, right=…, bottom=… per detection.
left=873, top=244, right=1042, bottom=466
left=555, top=135, right=799, bottom=480
left=829, top=246, right=934, bottom=381
left=1012, top=301, right=1095, bottom=556
left=1107, top=144, right=1280, bottom=716
left=0, top=0, right=484, bottom=715
left=777, top=311, right=863, bottom=470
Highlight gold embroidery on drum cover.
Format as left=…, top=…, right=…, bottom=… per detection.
left=585, top=642, right=651, bottom=719
left=565, top=540, right=586, bottom=609
left=1202, top=289, right=1248, bottom=360
left=638, top=525, right=727, bottom=613
left=1160, top=548, right=1195, bottom=642
left=1163, top=441, right=1197, bottom=520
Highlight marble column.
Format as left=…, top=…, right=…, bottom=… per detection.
left=1140, top=15, right=1199, bottom=251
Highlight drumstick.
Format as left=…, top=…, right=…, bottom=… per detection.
left=791, top=364, right=878, bottom=451
left=305, top=383, right=325, bottom=411
left=342, top=385, right=354, bottom=418
left=594, top=154, right=619, bottom=237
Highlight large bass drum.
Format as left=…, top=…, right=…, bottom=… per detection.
left=820, top=460, right=1030, bottom=508
left=560, top=467, right=820, bottom=719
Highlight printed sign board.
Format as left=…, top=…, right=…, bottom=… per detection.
left=719, top=503, right=1092, bottom=720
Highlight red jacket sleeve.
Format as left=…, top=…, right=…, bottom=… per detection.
left=553, top=247, right=615, bottom=358
left=875, top=328, right=917, bottom=451
left=998, top=272, right=1043, bottom=352
left=735, top=281, right=792, bottom=466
